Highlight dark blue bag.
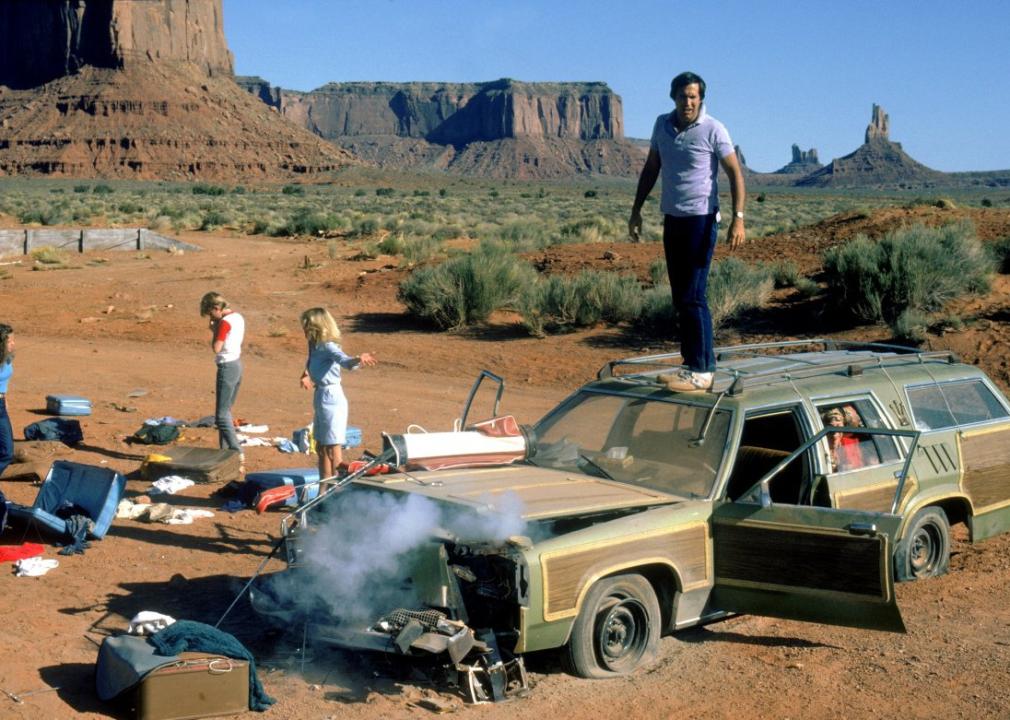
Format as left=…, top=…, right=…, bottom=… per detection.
left=23, top=418, right=84, bottom=445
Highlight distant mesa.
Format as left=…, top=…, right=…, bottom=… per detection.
left=237, top=77, right=644, bottom=179
left=796, top=104, right=943, bottom=187
left=0, top=0, right=354, bottom=180
left=773, top=144, right=822, bottom=174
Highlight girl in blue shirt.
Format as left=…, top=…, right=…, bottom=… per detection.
left=299, top=308, right=376, bottom=483
left=0, top=323, right=15, bottom=480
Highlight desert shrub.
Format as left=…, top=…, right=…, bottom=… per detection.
left=988, top=236, right=1010, bottom=273
left=73, top=185, right=90, bottom=193
left=378, top=233, right=441, bottom=264
left=768, top=259, right=801, bottom=288
left=200, top=209, right=230, bottom=231
left=375, top=187, right=395, bottom=197
left=282, top=184, right=305, bottom=196
left=192, top=183, right=226, bottom=196
left=398, top=243, right=537, bottom=330
left=560, top=216, right=620, bottom=243
left=892, top=309, right=929, bottom=343
left=494, top=219, right=555, bottom=250
left=822, top=221, right=992, bottom=326
left=274, top=207, right=343, bottom=237
left=92, top=184, right=114, bottom=195
left=353, top=189, right=367, bottom=197
left=520, top=271, right=642, bottom=336
left=352, top=216, right=381, bottom=237
left=981, top=198, right=993, bottom=207
left=30, top=245, right=65, bottom=265
left=118, top=201, right=144, bottom=214
left=705, top=258, right=775, bottom=327
left=584, top=190, right=598, bottom=198
left=793, top=277, right=821, bottom=298
left=439, top=188, right=448, bottom=197
left=148, top=215, right=174, bottom=232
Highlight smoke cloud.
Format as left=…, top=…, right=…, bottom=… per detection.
left=290, top=488, right=527, bottom=624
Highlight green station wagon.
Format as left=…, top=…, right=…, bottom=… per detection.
left=250, top=340, right=1010, bottom=691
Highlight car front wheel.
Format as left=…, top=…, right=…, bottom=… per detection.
left=563, top=573, right=661, bottom=678
left=895, top=506, right=950, bottom=581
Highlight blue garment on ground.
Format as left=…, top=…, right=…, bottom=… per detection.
left=149, top=619, right=275, bottom=712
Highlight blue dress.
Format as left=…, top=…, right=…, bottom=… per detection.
left=306, top=342, right=359, bottom=446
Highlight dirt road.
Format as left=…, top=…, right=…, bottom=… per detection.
left=1, top=228, right=1009, bottom=719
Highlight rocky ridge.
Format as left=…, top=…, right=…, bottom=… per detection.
left=237, top=77, right=644, bottom=178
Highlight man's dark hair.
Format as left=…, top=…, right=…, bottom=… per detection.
left=670, top=72, right=706, bottom=101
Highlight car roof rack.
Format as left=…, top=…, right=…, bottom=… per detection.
left=597, top=339, right=959, bottom=395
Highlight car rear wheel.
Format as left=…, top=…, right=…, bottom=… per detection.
left=896, top=506, right=950, bottom=581
left=563, top=573, right=661, bottom=678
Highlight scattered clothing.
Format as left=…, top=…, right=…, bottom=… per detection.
left=149, top=619, right=275, bottom=712
left=220, top=499, right=246, bottom=513
left=128, top=611, right=177, bottom=636
left=237, top=424, right=268, bottom=434
left=238, top=436, right=272, bottom=447
left=144, top=416, right=186, bottom=427
left=148, top=476, right=195, bottom=495
left=14, top=556, right=59, bottom=576
left=23, top=417, right=83, bottom=445
left=0, top=542, right=45, bottom=563
left=58, top=513, right=94, bottom=555
left=130, top=423, right=180, bottom=445
left=274, top=438, right=298, bottom=453
left=116, top=498, right=214, bottom=525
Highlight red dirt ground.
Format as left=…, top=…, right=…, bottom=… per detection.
left=1, top=205, right=1010, bottom=719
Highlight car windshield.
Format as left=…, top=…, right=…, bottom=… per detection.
left=529, top=390, right=731, bottom=499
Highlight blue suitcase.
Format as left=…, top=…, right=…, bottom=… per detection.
left=242, top=467, right=320, bottom=508
left=7, top=460, right=126, bottom=539
left=46, top=394, right=92, bottom=416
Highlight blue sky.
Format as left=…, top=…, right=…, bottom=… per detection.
left=225, top=0, right=1010, bottom=173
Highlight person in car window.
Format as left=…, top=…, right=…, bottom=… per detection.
left=822, top=406, right=864, bottom=472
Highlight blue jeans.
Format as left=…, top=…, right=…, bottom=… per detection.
left=215, top=360, right=242, bottom=451
left=0, top=397, right=13, bottom=479
left=663, top=213, right=718, bottom=373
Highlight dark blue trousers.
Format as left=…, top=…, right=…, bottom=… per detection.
left=0, top=397, right=13, bottom=479
left=663, top=213, right=718, bottom=373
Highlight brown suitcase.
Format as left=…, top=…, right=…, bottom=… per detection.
left=134, top=652, right=248, bottom=720
left=141, top=446, right=241, bottom=484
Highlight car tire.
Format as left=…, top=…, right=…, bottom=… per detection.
left=895, top=506, right=950, bottom=581
left=563, top=573, right=661, bottom=679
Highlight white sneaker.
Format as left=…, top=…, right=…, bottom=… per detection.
left=657, top=368, right=714, bottom=392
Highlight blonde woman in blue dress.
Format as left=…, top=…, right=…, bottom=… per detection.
left=300, top=308, right=376, bottom=483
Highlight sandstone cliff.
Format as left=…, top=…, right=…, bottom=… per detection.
left=237, top=77, right=641, bottom=178
left=0, top=0, right=233, bottom=90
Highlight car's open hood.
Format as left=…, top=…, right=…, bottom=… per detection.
left=352, top=465, right=680, bottom=520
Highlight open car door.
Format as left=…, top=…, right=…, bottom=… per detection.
left=711, top=427, right=920, bottom=633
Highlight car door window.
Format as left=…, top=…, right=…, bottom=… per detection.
left=817, top=399, right=900, bottom=473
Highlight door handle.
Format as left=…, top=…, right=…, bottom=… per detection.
left=847, top=522, right=878, bottom=536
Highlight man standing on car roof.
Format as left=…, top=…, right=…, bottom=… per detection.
left=629, top=71, right=746, bottom=392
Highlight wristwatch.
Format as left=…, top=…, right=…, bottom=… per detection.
left=734, top=211, right=745, bottom=219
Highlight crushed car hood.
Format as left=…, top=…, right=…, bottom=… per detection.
left=352, top=465, right=679, bottom=519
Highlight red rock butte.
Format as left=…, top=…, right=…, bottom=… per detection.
left=0, top=0, right=354, bottom=181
